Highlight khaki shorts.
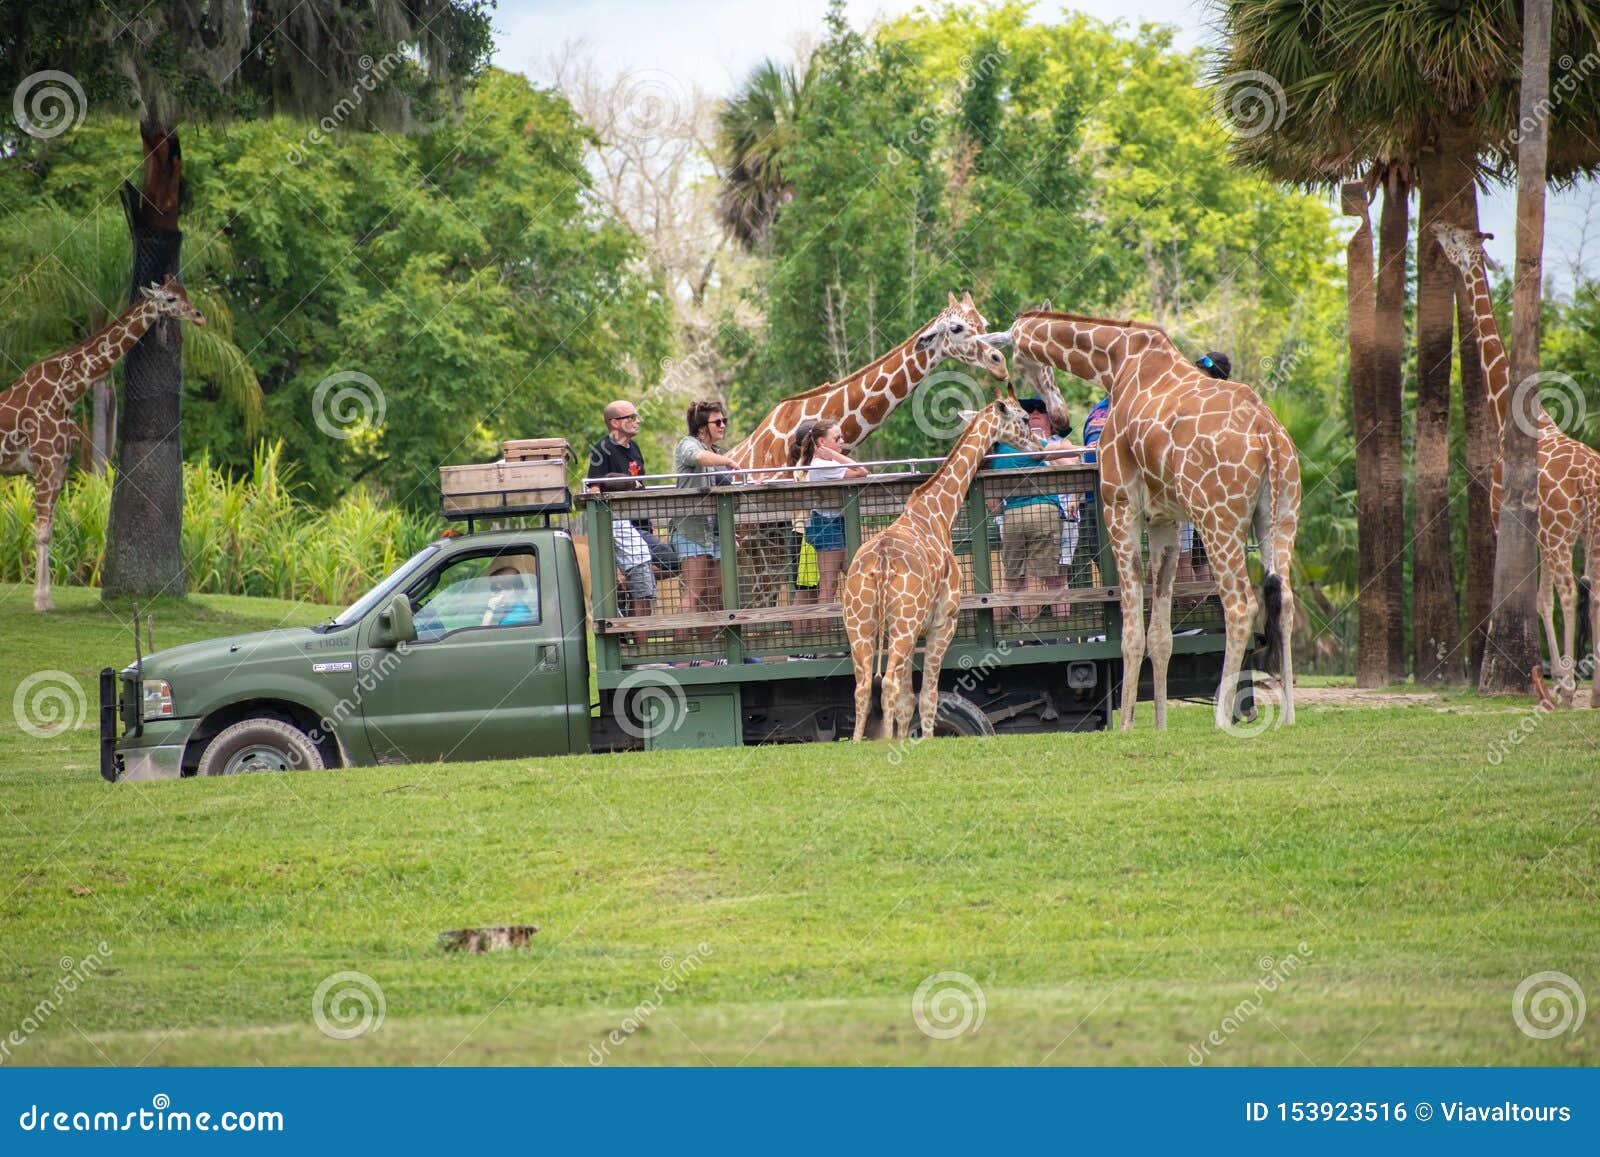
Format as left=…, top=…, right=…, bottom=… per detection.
left=1002, top=502, right=1062, bottom=581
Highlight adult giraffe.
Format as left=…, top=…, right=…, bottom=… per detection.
left=726, top=290, right=1008, bottom=607
left=1, top=277, right=206, bottom=611
left=843, top=393, right=1041, bottom=740
left=1434, top=223, right=1600, bottom=706
left=992, top=310, right=1299, bottom=731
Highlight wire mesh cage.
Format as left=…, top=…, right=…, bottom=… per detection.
left=579, top=452, right=1226, bottom=672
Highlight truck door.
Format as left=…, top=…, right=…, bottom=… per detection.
left=358, top=544, right=572, bottom=764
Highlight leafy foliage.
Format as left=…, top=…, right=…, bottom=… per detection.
left=2, top=69, right=672, bottom=505
left=0, top=443, right=439, bottom=603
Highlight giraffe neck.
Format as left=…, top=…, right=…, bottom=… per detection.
left=1456, top=251, right=1511, bottom=438
left=728, top=328, right=942, bottom=470
left=53, top=298, right=165, bottom=408
left=1012, top=312, right=1164, bottom=394
left=902, top=412, right=1000, bottom=534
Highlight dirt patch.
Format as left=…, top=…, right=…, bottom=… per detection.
left=1287, top=685, right=1592, bottom=711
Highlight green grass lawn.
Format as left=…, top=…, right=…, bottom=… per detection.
left=1, top=582, right=1596, bottom=1066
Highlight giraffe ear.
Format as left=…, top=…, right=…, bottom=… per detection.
left=955, top=409, right=977, bottom=424
left=914, top=322, right=942, bottom=351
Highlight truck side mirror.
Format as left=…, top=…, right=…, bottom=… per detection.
left=372, top=593, right=416, bottom=648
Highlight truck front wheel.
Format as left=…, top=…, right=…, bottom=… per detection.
left=197, top=718, right=325, bottom=776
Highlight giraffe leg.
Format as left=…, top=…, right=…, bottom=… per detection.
left=843, top=564, right=878, bottom=740
left=1208, top=538, right=1258, bottom=730
left=1537, top=565, right=1565, bottom=705
left=1586, top=531, right=1600, bottom=709
left=31, top=456, right=67, bottom=613
left=1145, top=523, right=1180, bottom=731
left=848, top=623, right=877, bottom=742
left=879, top=630, right=913, bottom=741
left=918, top=581, right=961, bottom=740
left=1552, top=563, right=1578, bottom=707
left=1102, top=496, right=1145, bottom=731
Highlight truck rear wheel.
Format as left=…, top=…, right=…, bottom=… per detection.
left=919, top=692, right=995, bottom=739
left=197, top=718, right=325, bottom=776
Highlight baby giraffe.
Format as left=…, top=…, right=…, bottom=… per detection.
left=844, top=393, right=1043, bottom=740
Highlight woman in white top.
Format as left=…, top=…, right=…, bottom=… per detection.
left=789, top=418, right=868, bottom=629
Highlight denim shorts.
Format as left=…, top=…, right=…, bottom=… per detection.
left=671, top=532, right=720, bottom=561
left=804, top=511, right=845, bottom=553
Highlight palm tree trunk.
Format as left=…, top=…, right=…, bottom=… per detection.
left=1456, top=185, right=1496, bottom=683
left=1344, top=180, right=1387, bottom=687
left=103, top=122, right=187, bottom=601
left=1374, top=170, right=1410, bottom=681
left=1413, top=144, right=1466, bottom=683
left=1480, top=0, right=1550, bottom=694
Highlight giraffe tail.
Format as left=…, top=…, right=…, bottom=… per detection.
left=1252, top=427, right=1298, bottom=679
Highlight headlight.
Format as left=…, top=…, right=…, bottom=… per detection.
left=141, top=680, right=174, bottom=720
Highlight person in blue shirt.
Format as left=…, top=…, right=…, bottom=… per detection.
left=992, top=398, right=1080, bottom=625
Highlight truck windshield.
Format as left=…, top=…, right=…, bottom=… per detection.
left=325, top=544, right=443, bottom=629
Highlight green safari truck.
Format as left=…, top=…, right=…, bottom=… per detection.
left=101, top=456, right=1241, bottom=781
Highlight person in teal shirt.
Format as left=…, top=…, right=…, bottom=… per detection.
left=992, top=398, right=1079, bottom=624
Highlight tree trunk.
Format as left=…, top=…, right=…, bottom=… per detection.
left=1456, top=185, right=1496, bottom=683
left=1413, top=142, right=1468, bottom=683
left=103, top=123, right=186, bottom=602
left=1374, top=170, right=1410, bottom=681
left=90, top=375, right=116, bottom=473
left=1344, top=180, right=1387, bottom=687
left=1480, top=0, right=1550, bottom=694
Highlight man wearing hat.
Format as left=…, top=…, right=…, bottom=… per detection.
left=990, top=396, right=1080, bottom=626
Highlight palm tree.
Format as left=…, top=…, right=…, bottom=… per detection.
left=1481, top=0, right=1554, bottom=694
left=1213, top=0, right=1600, bottom=686
left=716, top=60, right=806, bottom=252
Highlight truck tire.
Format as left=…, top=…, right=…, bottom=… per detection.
left=197, top=718, right=325, bottom=777
left=918, top=692, right=995, bottom=739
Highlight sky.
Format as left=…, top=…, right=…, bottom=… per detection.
left=490, top=0, right=1599, bottom=289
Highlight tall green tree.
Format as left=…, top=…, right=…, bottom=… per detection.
left=1215, top=0, right=1600, bottom=685
left=0, top=0, right=493, bottom=600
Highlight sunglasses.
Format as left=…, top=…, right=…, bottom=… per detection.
left=708, top=417, right=728, bottom=427
left=613, top=413, right=640, bottom=422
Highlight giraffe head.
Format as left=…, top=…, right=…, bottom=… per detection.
left=960, top=390, right=1045, bottom=453
left=1431, top=222, right=1497, bottom=278
left=915, top=289, right=1008, bottom=381
left=139, top=276, right=207, bottom=326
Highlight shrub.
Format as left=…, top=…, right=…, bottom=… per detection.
left=0, top=442, right=441, bottom=604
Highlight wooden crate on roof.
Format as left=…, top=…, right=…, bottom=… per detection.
left=439, top=438, right=574, bottom=518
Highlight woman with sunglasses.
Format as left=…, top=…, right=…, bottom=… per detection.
left=671, top=400, right=740, bottom=641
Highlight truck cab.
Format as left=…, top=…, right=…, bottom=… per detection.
left=102, top=528, right=592, bottom=781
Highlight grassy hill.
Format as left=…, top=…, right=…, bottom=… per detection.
left=1, top=583, right=1595, bottom=1065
